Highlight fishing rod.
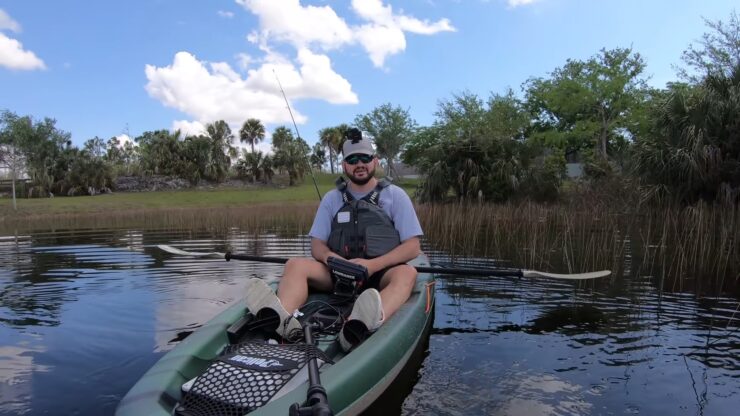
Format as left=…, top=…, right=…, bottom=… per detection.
left=157, top=245, right=612, bottom=280
left=273, top=69, right=322, bottom=201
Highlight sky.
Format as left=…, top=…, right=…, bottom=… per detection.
left=0, top=0, right=737, bottom=152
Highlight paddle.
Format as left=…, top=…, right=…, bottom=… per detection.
left=288, top=321, right=333, bottom=416
left=157, top=245, right=611, bottom=280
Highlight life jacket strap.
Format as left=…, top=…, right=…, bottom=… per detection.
left=335, top=176, right=392, bottom=206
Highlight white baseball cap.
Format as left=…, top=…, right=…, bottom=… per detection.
left=342, top=128, right=374, bottom=157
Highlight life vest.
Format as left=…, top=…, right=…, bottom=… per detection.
left=327, top=177, right=401, bottom=259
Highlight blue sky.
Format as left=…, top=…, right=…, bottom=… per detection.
left=0, top=0, right=737, bottom=151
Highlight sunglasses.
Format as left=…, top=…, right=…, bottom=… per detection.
left=344, top=154, right=374, bottom=165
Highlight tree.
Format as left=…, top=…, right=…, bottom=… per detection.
left=238, top=150, right=265, bottom=183
left=271, top=126, right=294, bottom=151
left=678, top=10, right=740, bottom=83
left=180, top=135, right=211, bottom=184
left=319, top=125, right=346, bottom=174
left=204, top=120, right=237, bottom=183
left=0, top=110, right=73, bottom=197
left=0, top=131, right=26, bottom=210
left=310, top=142, right=326, bottom=171
left=404, top=91, right=559, bottom=202
left=633, top=64, right=740, bottom=203
left=136, top=129, right=183, bottom=176
left=354, top=104, right=417, bottom=178
left=525, top=48, right=648, bottom=162
left=239, top=118, right=265, bottom=153
left=274, top=137, right=310, bottom=186
left=83, top=136, right=107, bottom=159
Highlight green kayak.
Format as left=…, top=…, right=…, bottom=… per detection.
left=116, top=254, right=436, bottom=416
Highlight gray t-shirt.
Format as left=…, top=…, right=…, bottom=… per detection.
left=308, top=183, right=423, bottom=243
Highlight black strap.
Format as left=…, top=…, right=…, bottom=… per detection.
left=336, top=177, right=392, bottom=206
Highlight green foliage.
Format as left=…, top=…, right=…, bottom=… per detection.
left=633, top=65, right=740, bottom=203
left=274, top=137, right=310, bottom=186
left=525, top=48, right=649, bottom=163
left=235, top=150, right=274, bottom=184
left=204, top=120, right=236, bottom=183
left=519, top=148, right=566, bottom=202
left=678, top=10, right=740, bottom=83
left=310, top=142, right=326, bottom=171
left=354, top=103, right=417, bottom=178
left=65, top=149, right=115, bottom=195
left=135, top=121, right=235, bottom=184
left=319, top=124, right=347, bottom=174
left=105, top=136, right=139, bottom=175
left=239, top=118, right=265, bottom=153
left=271, top=126, right=294, bottom=151
left=407, top=92, right=562, bottom=202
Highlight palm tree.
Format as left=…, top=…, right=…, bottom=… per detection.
left=240, top=118, right=265, bottom=153
left=205, top=120, right=236, bottom=183
left=275, top=139, right=310, bottom=186
left=319, top=125, right=346, bottom=174
left=271, top=126, right=294, bottom=151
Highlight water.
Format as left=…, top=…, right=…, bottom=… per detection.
left=0, top=228, right=738, bottom=415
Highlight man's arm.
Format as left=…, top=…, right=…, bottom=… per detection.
left=349, top=236, right=421, bottom=275
left=310, top=237, right=344, bottom=264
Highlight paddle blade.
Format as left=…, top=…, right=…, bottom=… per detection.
left=157, top=245, right=225, bottom=259
left=522, top=269, right=611, bottom=280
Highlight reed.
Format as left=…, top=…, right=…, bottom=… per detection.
left=417, top=201, right=739, bottom=295
left=0, top=203, right=318, bottom=235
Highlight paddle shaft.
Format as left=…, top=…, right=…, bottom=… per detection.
left=225, top=253, right=523, bottom=278
left=289, top=322, right=333, bottom=416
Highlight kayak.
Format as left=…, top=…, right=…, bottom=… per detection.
left=116, top=254, right=435, bottom=416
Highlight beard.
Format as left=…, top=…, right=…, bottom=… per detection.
left=346, top=165, right=376, bottom=185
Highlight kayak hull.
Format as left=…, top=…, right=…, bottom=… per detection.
left=116, top=255, right=435, bottom=416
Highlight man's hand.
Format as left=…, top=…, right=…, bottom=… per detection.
left=348, top=258, right=379, bottom=276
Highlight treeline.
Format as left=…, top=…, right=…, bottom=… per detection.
left=0, top=115, right=320, bottom=197
left=1, top=12, right=738, bottom=204
left=403, top=12, right=740, bottom=204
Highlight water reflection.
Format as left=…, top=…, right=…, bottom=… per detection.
left=0, top=228, right=737, bottom=415
left=408, top=275, right=740, bottom=416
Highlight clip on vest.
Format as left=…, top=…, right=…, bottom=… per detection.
left=327, top=257, right=369, bottom=299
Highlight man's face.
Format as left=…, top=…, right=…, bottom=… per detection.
left=342, top=153, right=377, bottom=185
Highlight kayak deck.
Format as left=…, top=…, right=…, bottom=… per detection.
left=116, top=255, right=435, bottom=416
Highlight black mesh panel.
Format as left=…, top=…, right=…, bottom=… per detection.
left=176, top=342, right=331, bottom=416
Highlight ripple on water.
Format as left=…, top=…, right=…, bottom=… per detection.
left=0, top=229, right=738, bottom=416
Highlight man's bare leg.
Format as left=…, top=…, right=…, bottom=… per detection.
left=277, top=257, right=333, bottom=313
left=377, top=264, right=417, bottom=320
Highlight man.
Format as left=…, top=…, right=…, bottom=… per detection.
left=245, top=128, right=423, bottom=350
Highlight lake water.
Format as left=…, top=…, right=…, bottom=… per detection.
left=0, top=227, right=738, bottom=415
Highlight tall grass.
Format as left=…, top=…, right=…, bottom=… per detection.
left=0, top=204, right=318, bottom=235
left=2, top=181, right=737, bottom=295
left=417, top=201, right=739, bottom=295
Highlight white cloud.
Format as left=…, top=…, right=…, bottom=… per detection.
left=171, top=120, right=206, bottom=137
left=236, top=52, right=253, bottom=71
left=145, top=50, right=356, bottom=130
left=350, top=0, right=455, bottom=66
left=238, top=0, right=455, bottom=68
left=0, top=32, right=45, bottom=70
left=0, top=9, right=21, bottom=33
left=217, top=10, right=234, bottom=18
left=354, top=24, right=406, bottom=68
left=507, top=0, right=540, bottom=7
left=114, top=134, right=137, bottom=147
left=237, top=0, right=353, bottom=50
left=146, top=2, right=453, bottom=131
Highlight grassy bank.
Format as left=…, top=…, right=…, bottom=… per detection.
left=2, top=173, right=738, bottom=296
left=0, top=173, right=420, bottom=218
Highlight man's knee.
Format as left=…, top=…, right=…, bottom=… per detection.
left=382, top=264, right=417, bottom=290
left=283, top=257, right=332, bottom=289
